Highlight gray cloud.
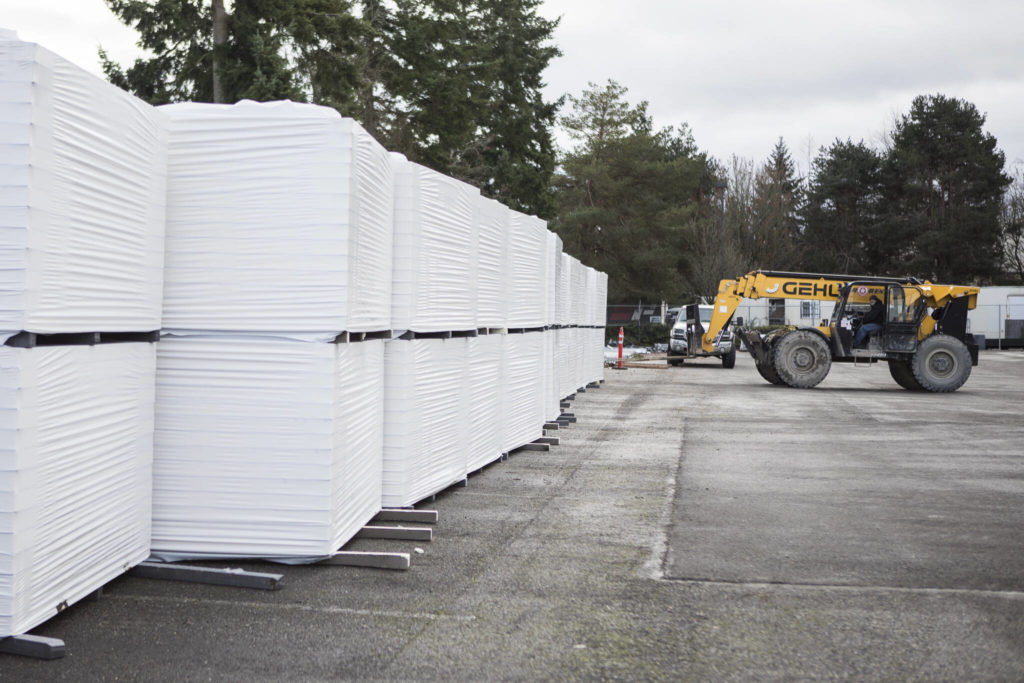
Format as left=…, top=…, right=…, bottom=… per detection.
left=542, top=0, right=1024, bottom=166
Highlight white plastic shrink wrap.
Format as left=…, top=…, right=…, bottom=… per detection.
left=0, top=343, right=155, bottom=637
left=556, top=253, right=571, bottom=327
left=542, top=330, right=560, bottom=421
left=467, top=334, right=503, bottom=472
left=382, top=338, right=469, bottom=507
left=501, top=331, right=545, bottom=452
left=544, top=232, right=560, bottom=326
left=569, top=257, right=587, bottom=326
left=585, top=267, right=600, bottom=327
left=152, top=337, right=384, bottom=561
left=161, top=101, right=393, bottom=338
left=391, top=156, right=479, bottom=333
left=587, top=327, right=606, bottom=384
left=507, top=212, right=548, bottom=329
left=571, top=327, right=586, bottom=392
left=596, top=271, right=608, bottom=327
left=348, top=128, right=394, bottom=332
left=476, top=197, right=509, bottom=329
left=0, top=38, right=167, bottom=341
left=555, top=327, right=571, bottom=401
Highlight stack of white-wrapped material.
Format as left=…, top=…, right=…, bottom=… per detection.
left=467, top=334, right=503, bottom=472
left=502, top=331, right=545, bottom=452
left=476, top=197, right=508, bottom=329
left=586, top=267, right=601, bottom=329
left=0, top=34, right=165, bottom=638
left=544, top=232, right=560, bottom=326
left=0, top=343, right=155, bottom=636
left=152, top=337, right=383, bottom=560
left=590, top=271, right=609, bottom=383
left=391, top=156, right=479, bottom=333
left=554, top=327, right=570, bottom=401
left=154, top=101, right=391, bottom=561
left=160, top=101, right=393, bottom=338
left=507, top=212, right=548, bottom=329
left=543, top=233, right=563, bottom=416
left=0, top=36, right=166, bottom=341
left=572, top=327, right=587, bottom=393
left=382, top=338, right=469, bottom=507
left=570, top=258, right=588, bottom=330
left=556, top=253, right=571, bottom=328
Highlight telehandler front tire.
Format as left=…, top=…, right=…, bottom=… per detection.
left=773, top=330, right=832, bottom=388
left=911, top=334, right=971, bottom=392
left=754, top=360, right=784, bottom=384
left=888, top=359, right=924, bottom=391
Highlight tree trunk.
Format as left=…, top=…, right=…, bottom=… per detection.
left=212, top=0, right=227, bottom=103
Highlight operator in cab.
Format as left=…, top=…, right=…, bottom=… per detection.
left=853, top=295, right=883, bottom=347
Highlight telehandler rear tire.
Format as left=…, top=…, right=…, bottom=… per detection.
left=911, top=334, right=971, bottom=392
left=773, top=330, right=832, bottom=388
left=888, top=359, right=924, bottom=390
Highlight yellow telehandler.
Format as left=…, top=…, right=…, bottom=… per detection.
left=703, top=270, right=981, bottom=392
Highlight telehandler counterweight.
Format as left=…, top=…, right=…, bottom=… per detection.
left=703, top=270, right=980, bottom=392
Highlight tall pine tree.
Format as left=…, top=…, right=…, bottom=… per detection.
left=746, top=138, right=804, bottom=270
left=553, top=80, right=708, bottom=302
left=882, top=94, right=1010, bottom=282
left=101, top=0, right=361, bottom=106
left=801, top=139, right=885, bottom=274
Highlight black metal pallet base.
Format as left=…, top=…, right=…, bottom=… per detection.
left=5, top=330, right=160, bottom=348
left=397, top=329, right=479, bottom=340
left=333, top=330, right=392, bottom=343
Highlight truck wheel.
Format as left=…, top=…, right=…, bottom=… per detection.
left=721, top=348, right=736, bottom=369
left=911, top=334, right=971, bottom=392
left=667, top=358, right=682, bottom=366
left=754, top=359, right=785, bottom=385
left=888, top=359, right=924, bottom=390
left=773, top=330, right=831, bottom=388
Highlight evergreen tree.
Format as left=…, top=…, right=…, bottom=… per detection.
left=452, top=0, right=561, bottom=218
left=553, top=80, right=708, bottom=302
left=882, top=94, right=1010, bottom=282
left=101, top=0, right=360, bottom=105
left=801, top=139, right=885, bottom=274
left=372, top=0, right=559, bottom=216
left=745, top=138, right=804, bottom=270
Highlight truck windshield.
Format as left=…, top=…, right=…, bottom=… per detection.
left=699, top=308, right=712, bottom=324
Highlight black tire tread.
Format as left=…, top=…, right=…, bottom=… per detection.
left=911, top=334, right=971, bottom=392
left=888, top=359, right=924, bottom=390
left=772, top=330, right=832, bottom=388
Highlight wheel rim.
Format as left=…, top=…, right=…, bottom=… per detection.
left=926, top=349, right=957, bottom=379
left=791, top=346, right=816, bottom=371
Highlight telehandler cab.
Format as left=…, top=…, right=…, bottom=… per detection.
left=703, top=270, right=980, bottom=392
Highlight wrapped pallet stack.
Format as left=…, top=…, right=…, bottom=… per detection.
left=152, top=101, right=392, bottom=562
left=0, top=34, right=164, bottom=637
left=500, top=210, right=549, bottom=453
left=467, top=196, right=507, bottom=473
left=384, top=156, right=483, bottom=504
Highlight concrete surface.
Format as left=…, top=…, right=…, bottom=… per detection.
left=3, top=351, right=1023, bottom=680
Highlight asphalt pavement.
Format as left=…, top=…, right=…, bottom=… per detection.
left=3, top=350, right=1023, bottom=681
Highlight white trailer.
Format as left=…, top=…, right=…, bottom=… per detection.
left=968, top=286, right=1024, bottom=348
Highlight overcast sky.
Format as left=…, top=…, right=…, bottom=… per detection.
left=6, top=0, right=1024, bottom=175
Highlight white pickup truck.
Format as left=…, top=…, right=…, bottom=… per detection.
left=667, top=303, right=737, bottom=368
